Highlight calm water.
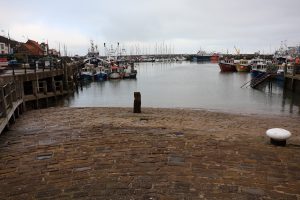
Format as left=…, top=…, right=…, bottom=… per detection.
left=64, top=62, right=300, bottom=116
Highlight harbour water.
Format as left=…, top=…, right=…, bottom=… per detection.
left=64, top=62, right=300, bottom=116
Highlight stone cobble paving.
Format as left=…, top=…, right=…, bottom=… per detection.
left=0, top=107, right=299, bottom=199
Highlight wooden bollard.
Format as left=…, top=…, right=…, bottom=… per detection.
left=133, top=92, right=141, bottom=113
left=59, top=81, right=63, bottom=93
left=43, top=81, right=47, bottom=95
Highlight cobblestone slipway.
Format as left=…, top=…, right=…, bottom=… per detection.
left=0, top=107, right=299, bottom=199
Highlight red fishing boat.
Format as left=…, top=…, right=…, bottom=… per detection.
left=218, top=58, right=237, bottom=72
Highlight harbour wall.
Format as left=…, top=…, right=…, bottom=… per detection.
left=0, top=60, right=81, bottom=134
left=285, top=75, right=300, bottom=93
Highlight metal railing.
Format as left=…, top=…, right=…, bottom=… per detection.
left=6, top=62, right=64, bottom=76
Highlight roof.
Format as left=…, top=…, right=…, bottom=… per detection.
left=26, top=40, right=43, bottom=51
left=17, top=40, right=44, bottom=56
left=0, top=36, right=19, bottom=48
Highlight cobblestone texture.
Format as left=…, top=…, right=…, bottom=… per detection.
left=0, top=107, right=300, bottom=199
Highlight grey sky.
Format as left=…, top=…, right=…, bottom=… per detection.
left=1, top=0, right=300, bottom=55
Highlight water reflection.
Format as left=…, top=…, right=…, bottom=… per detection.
left=282, top=90, right=300, bottom=115
left=64, top=62, right=300, bottom=116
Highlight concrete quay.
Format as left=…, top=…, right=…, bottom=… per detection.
left=0, top=107, right=300, bottom=199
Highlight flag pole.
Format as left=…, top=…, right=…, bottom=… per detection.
left=7, top=30, right=10, bottom=55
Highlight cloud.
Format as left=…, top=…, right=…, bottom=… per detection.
left=1, top=0, right=300, bottom=55
left=7, top=23, right=89, bottom=55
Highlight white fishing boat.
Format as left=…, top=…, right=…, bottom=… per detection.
left=250, top=58, right=268, bottom=77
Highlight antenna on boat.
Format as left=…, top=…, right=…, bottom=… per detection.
left=58, top=42, right=61, bottom=57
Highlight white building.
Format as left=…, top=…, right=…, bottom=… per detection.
left=0, top=42, right=9, bottom=54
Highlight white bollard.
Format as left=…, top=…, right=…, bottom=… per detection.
left=266, top=128, right=291, bottom=146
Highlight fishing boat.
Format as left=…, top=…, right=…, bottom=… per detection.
left=279, top=56, right=299, bottom=74
left=276, top=58, right=291, bottom=80
left=210, top=53, right=219, bottom=63
left=194, top=50, right=212, bottom=62
left=123, top=63, right=137, bottom=79
left=273, top=42, right=300, bottom=80
left=276, top=57, right=300, bottom=80
left=175, top=56, right=186, bottom=62
left=94, top=66, right=108, bottom=81
left=129, top=70, right=137, bottom=79
left=81, top=64, right=95, bottom=81
left=108, top=64, right=123, bottom=79
left=250, top=58, right=268, bottom=77
left=218, top=58, right=237, bottom=72
left=235, top=59, right=251, bottom=72
left=81, top=41, right=103, bottom=81
left=87, top=40, right=100, bottom=58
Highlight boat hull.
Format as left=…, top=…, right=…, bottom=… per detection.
left=129, top=72, right=137, bottom=79
left=123, top=73, right=131, bottom=79
left=94, top=72, right=108, bottom=81
left=219, top=62, right=237, bottom=72
left=123, top=72, right=137, bottom=79
left=109, top=72, right=121, bottom=79
left=194, top=55, right=211, bottom=62
left=81, top=72, right=94, bottom=81
left=210, top=55, right=219, bottom=63
left=251, top=70, right=266, bottom=78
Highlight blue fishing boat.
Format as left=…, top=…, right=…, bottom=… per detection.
left=94, top=66, right=108, bottom=81
left=81, top=64, right=94, bottom=81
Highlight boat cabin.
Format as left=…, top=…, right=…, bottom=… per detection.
left=251, top=59, right=267, bottom=72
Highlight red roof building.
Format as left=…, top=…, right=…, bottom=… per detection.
left=17, top=40, right=44, bottom=56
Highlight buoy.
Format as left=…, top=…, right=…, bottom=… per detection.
left=266, top=128, right=291, bottom=146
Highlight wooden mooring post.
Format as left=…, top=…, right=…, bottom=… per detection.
left=133, top=92, right=141, bottom=113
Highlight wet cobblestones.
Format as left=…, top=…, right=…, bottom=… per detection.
left=0, top=107, right=299, bottom=199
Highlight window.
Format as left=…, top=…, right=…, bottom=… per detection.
left=0, top=44, right=4, bottom=49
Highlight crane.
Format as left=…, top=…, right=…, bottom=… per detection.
left=234, top=46, right=240, bottom=55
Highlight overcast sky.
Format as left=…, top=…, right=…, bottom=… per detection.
left=1, top=0, right=300, bottom=55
